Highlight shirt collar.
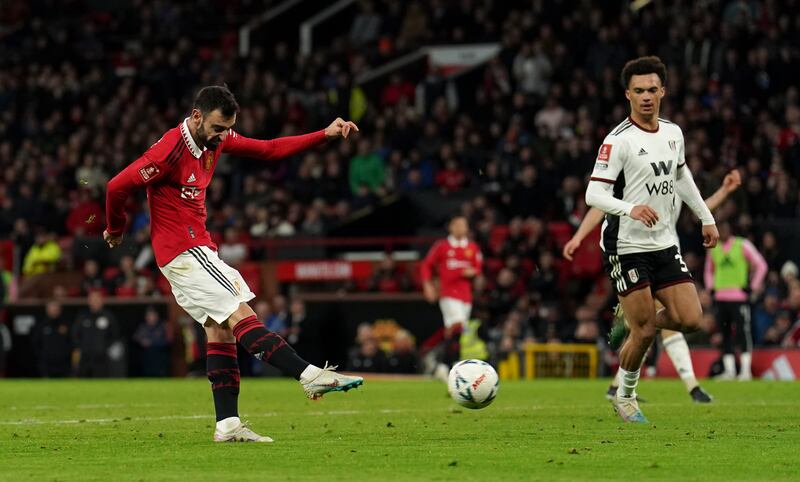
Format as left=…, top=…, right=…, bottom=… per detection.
left=180, top=118, right=204, bottom=158
left=447, top=236, right=468, bottom=248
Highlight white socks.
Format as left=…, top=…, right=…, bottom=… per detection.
left=617, top=367, right=640, bottom=398
left=740, top=352, right=752, bottom=378
left=723, top=354, right=736, bottom=376
left=216, top=416, right=241, bottom=433
left=299, top=364, right=322, bottom=384
left=663, top=332, right=699, bottom=392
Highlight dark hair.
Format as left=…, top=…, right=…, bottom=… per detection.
left=620, top=56, right=667, bottom=89
left=193, top=85, right=240, bottom=117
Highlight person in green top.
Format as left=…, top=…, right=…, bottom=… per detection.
left=349, top=138, right=385, bottom=196
left=704, top=219, right=767, bottom=381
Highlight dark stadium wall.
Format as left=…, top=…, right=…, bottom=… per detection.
left=297, top=296, right=442, bottom=369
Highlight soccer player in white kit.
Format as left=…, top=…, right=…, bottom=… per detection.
left=565, top=170, right=741, bottom=403
left=584, top=56, right=719, bottom=423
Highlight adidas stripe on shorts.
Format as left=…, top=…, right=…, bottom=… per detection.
left=160, top=245, right=255, bottom=324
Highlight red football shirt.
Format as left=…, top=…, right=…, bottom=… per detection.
left=420, top=236, right=483, bottom=303
left=106, top=119, right=327, bottom=266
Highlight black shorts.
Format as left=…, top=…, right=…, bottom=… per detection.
left=602, top=245, right=693, bottom=296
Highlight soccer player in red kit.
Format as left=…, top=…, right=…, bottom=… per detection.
left=420, top=215, right=483, bottom=381
left=104, top=85, right=363, bottom=442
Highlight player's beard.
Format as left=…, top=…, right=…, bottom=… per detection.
left=197, top=125, right=220, bottom=151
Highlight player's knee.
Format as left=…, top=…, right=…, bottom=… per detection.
left=205, top=323, right=235, bottom=343
left=632, top=323, right=657, bottom=346
left=673, top=306, right=702, bottom=333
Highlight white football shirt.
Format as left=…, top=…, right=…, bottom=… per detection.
left=589, top=117, right=686, bottom=255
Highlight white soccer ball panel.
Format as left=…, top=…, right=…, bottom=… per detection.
left=447, top=359, right=499, bottom=409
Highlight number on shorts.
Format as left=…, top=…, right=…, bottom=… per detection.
left=675, top=253, right=689, bottom=273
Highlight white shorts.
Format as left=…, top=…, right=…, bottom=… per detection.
left=160, top=246, right=255, bottom=325
left=438, top=297, right=472, bottom=329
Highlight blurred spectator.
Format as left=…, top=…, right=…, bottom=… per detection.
left=762, top=311, right=793, bottom=346
left=529, top=251, right=560, bottom=302
left=179, top=314, right=206, bottom=377
left=489, top=268, right=518, bottom=323
left=266, top=295, right=289, bottom=337
left=570, top=306, right=600, bottom=344
left=782, top=319, right=800, bottom=348
left=753, top=290, right=781, bottom=345
left=349, top=1, right=382, bottom=46
left=347, top=330, right=386, bottom=372
left=21, top=231, right=61, bottom=276
left=72, top=291, right=121, bottom=378
left=385, top=329, right=417, bottom=373
left=218, top=227, right=248, bottom=266
left=513, top=41, right=552, bottom=98
left=349, top=139, right=385, bottom=196
left=133, top=306, right=171, bottom=377
left=368, top=254, right=410, bottom=293
left=65, top=189, right=103, bottom=237
left=381, top=73, right=415, bottom=106
left=109, top=255, right=145, bottom=297
left=32, top=301, right=72, bottom=377
left=435, top=158, right=467, bottom=194
left=254, top=300, right=272, bottom=326
left=287, top=298, right=307, bottom=346
left=80, top=260, right=106, bottom=295
left=759, top=231, right=785, bottom=272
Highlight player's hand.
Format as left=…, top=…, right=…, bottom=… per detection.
left=630, top=205, right=659, bottom=228
left=722, top=169, right=742, bottom=193
left=423, top=282, right=438, bottom=303
left=562, top=237, right=581, bottom=261
left=103, top=229, right=123, bottom=248
left=324, top=117, right=359, bottom=140
left=702, top=224, right=719, bottom=248
left=462, top=267, right=478, bottom=278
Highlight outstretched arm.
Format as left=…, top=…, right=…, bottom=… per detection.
left=222, top=117, right=359, bottom=160
left=703, top=169, right=741, bottom=213
left=562, top=207, right=605, bottom=261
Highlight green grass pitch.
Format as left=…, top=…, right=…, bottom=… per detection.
left=0, top=378, right=798, bottom=481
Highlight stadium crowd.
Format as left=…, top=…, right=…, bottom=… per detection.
left=2, top=0, right=800, bottom=376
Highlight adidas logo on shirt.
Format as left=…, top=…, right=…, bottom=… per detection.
left=186, top=172, right=196, bottom=183
left=638, top=148, right=648, bottom=156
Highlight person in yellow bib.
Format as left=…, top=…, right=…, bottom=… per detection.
left=704, top=220, right=767, bottom=381
left=21, top=231, right=62, bottom=276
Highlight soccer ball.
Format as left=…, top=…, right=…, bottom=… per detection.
left=447, top=359, right=499, bottom=409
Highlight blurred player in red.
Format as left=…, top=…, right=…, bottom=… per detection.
left=420, top=216, right=483, bottom=381
left=104, top=85, right=363, bottom=443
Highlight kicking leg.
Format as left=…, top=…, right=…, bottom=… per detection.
left=227, top=303, right=363, bottom=399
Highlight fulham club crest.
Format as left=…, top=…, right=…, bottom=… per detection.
left=668, top=140, right=677, bottom=151
left=628, top=268, right=639, bottom=284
